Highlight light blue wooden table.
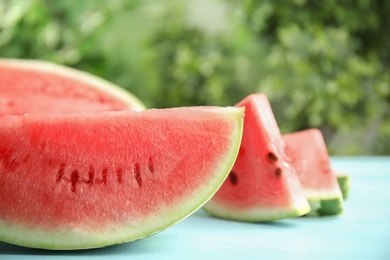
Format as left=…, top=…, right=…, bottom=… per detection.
left=1, top=157, right=389, bottom=259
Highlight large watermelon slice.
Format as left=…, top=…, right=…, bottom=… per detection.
left=203, top=93, right=310, bottom=222
left=0, top=107, right=244, bottom=250
left=0, top=58, right=145, bottom=115
left=283, top=129, right=343, bottom=216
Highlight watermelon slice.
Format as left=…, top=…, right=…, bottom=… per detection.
left=0, top=58, right=145, bottom=115
left=0, top=107, right=244, bottom=250
left=283, top=129, right=343, bottom=216
left=203, top=93, right=310, bottom=222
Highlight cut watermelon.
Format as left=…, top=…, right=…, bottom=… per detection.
left=0, top=58, right=145, bottom=115
left=283, top=129, right=343, bottom=216
left=203, top=93, right=310, bottom=222
left=0, top=107, right=243, bottom=250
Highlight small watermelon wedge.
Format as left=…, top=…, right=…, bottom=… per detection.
left=283, top=129, right=343, bottom=216
left=0, top=58, right=145, bottom=115
left=203, top=93, right=310, bottom=222
left=0, top=107, right=243, bottom=250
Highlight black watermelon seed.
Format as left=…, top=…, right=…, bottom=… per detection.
left=229, top=171, right=238, bottom=185
left=275, top=167, right=282, bottom=177
left=267, top=152, right=278, bottom=162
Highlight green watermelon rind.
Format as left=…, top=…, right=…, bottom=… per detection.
left=301, top=179, right=344, bottom=216
left=337, top=174, right=350, bottom=200
left=305, top=197, right=344, bottom=217
left=0, top=107, right=244, bottom=250
left=303, top=188, right=344, bottom=216
left=0, top=58, right=146, bottom=111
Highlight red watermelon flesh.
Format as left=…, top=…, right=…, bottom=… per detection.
left=283, top=129, right=343, bottom=216
left=203, top=93, right=310, bottom=222
left=0, top=107, right=244, bottom=250
left=0, top=58, right=145, bottom=116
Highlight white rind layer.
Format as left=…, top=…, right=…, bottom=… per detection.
left=304, top=187, right=343, bottom=200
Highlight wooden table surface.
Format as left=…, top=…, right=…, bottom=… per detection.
left=1, top=156, right=389, bottom=259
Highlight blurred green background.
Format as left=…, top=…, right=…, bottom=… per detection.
left=1, top=0, right=389, bottom=155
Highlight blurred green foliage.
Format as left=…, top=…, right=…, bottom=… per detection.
left=0, top=0, right=389, bottom=155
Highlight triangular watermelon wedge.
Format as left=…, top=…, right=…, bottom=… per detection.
left=283, top=129, right=344, bottom=216
left=203, top=94, right=310, bottom=222
left=0, top=107, right=243, bottom=250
